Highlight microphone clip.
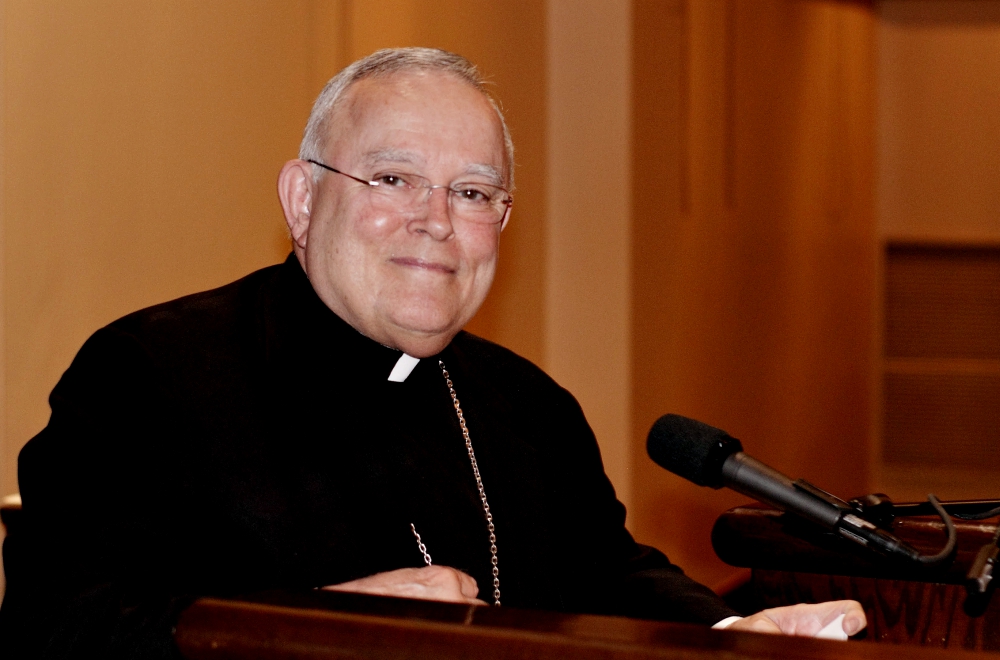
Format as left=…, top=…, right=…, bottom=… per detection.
left=846, top=493, right=898, bottom=531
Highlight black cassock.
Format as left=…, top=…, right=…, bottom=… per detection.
left=1, top=255, right=735, bottom=658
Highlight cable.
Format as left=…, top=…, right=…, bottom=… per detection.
left=914, top=494, right=957, bottom=566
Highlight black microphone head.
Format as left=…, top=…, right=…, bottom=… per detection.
left=646, top=414, right=743, bottom=488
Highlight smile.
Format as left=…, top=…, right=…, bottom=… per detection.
left=389, top=256, right=456, bottom=274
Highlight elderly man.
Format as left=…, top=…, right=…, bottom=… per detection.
left=1, top=48, right=864, bottom=657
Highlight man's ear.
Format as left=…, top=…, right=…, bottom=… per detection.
left=500, top=204, right=512, bottom=232
left=277, top=160, right=314, bottom=249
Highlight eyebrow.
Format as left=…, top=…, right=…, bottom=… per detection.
left=464, top=163, right=504, bottom=186
left=362, top=148, right=422, bottom=168
left=362, top=149, right=504, bottom=186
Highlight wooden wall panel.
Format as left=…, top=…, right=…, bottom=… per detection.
left=630, top=0, right=877, bottom=589
left=884, top=371, right=1000, bottom=469
left=877, top=0, right=1000, bottom=244
left=881, top=245, right=1000, bottom=489
left=885, top=246, right=1000, bottom=360
left=875, top=1, right=1000, bottom=501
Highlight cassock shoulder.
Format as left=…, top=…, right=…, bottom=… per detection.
left=446, top=331, right=600, bottom=466
left=448, top=331, right=574, bottom=405
left=22, top=260, right=291, bottom=491
left=103, top=260, right=285, bottom=353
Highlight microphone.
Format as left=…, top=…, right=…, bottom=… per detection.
left=646, top=414, right=923, bottom=562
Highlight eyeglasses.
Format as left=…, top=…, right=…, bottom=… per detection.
left=307, top=159, right=512, bottom=225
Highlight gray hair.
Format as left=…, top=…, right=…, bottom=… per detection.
left=299, top=47, right=514, bottom=189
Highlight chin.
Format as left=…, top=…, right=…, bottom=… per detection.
left=392, top=314, right=458, bottom=339
left=386, top=308, right=465, bottom=350
left=385, top=293, right=465, bottom=329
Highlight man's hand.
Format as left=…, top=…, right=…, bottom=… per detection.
left=322, top=566, right=486, bottom=606
left=727, top=600, right=866, bottom=637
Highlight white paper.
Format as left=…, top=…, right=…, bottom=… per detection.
left=815, top=613, right=848, bottom=641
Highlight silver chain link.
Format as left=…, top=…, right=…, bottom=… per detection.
left=439, top=360, right=500, bottom=606
left=410, top=523, right=433, bottom=566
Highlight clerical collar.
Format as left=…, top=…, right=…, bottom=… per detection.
left=387, top=353, right=420, bottom=382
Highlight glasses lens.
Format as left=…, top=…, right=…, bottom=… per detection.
left=371, top=172, right=422, bottom=191
left=450, top=182, right=510, bottom=224
left=368, top=172, right=510, bottom=224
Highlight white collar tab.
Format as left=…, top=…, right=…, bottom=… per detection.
left=387, top=353, right=420, bottom=382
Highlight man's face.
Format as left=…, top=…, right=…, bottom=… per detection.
left=298, top=71, right=508, bottom=357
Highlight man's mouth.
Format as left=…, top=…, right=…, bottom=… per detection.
left=389, top=256, right=456, bottom=274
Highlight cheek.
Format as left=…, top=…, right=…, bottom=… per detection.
left=467, top=229, right=501, bottom=269
left=328, top=202, right=398, bottom=266
left=461, top=231, right=501, bottom=292
left=349, top=197, right=399, bottom=241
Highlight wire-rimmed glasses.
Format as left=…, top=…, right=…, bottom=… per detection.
left=307, top=159, right=512, bottom=225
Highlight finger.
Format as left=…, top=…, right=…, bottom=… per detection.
left=456, top=570, right=480, bottom=599
left=807, top=600, right=866, bottom=636
left=829, top=600, right=866, bottom=636
left=325, top=567, right=486, bottom=606
left=420, top=566, right=478, bottom=597
left=727, top=613, right=782, bottom=634
left=417, top=566, right=480, bottom=603
left=767, top=601, right=867, bottom=637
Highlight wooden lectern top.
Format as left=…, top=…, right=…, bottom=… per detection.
left=174, top=589, right=997, bottom=659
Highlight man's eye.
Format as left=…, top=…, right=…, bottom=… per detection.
left=454, top=186, right=491, bottom=203
left=375, top=174, right=409, bottom=187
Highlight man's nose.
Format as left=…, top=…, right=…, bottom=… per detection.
left=413, top=186, right=455, bottom=240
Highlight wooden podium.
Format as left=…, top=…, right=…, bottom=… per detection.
left=174, top=589, right=998, bottom=659
left=712, top=506, right=1000, bottom=653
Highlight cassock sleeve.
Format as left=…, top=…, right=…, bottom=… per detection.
left=1, top=326, right=195, bottom=659
left=532, top=379, right=739, bottom=624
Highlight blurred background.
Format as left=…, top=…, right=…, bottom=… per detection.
left=1, top=0, right=998, bottom=600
